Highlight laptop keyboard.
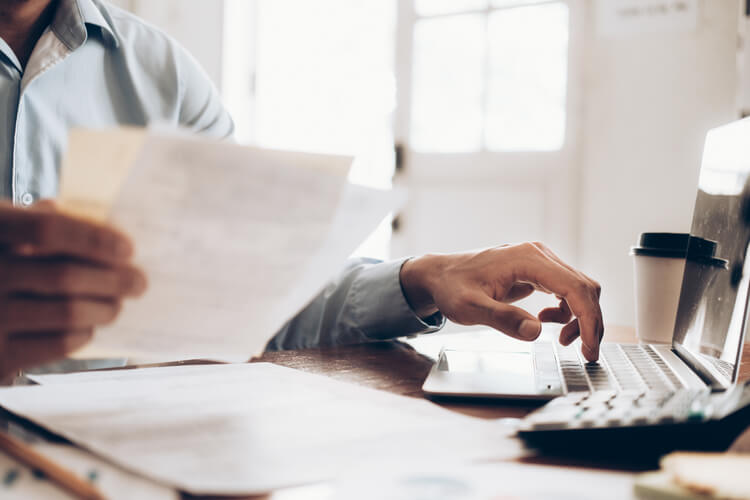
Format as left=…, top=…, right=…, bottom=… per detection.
left=707, top=356, right=734, bottom=380
left=600, top=344, right=645, bottom=391
left=555, top=346, right=594, bottom=392
left=619, top=344, right=685, bottom=391
left=533, top=343, right=686, bottom=393
left=522, top=343, right=699, bottom=431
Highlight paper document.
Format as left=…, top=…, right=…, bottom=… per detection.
left=59, top=129, right=401, bottom=361
left=0, top=363, right=522, bottom=495
left=329, top=461, right=635, bottom=500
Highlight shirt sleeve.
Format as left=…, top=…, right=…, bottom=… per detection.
left=173, top=42, right=235, bottom=139
left=265, top=257, right=445, bottom=351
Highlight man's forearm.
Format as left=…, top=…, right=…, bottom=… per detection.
left=265, top=258, right=444, bottom=351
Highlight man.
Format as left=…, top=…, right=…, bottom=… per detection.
left=0, top=0, right=604, bottom=380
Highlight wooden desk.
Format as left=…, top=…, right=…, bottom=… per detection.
left=259, top=340, right=540, bottom=420
left=258, top=331, right=750, bottom=421
left=5, top=329, right=749, bottom=500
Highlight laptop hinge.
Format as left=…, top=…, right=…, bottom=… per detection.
left=672, top=344, right=730, bottom=391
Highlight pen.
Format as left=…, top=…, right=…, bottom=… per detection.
left=0, top=431, right=106, bottom=500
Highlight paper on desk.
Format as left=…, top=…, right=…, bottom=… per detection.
left=0, top=443, right=177, bottom=500
left=60, top=129, right=402, bottom=361
left=328, top=461, right=636, bottom=500
left=0, top=363, right=523, bottom=495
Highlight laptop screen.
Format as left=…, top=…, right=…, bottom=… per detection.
left=673, top=118, right=750, bottom=383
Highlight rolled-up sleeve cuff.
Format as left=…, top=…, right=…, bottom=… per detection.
left=351, top=257, right=446, bottom=340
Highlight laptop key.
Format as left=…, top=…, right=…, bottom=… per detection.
left=601, top=345, right=647, bottom=392
left=584, top=362, right=615, bottom=391
left=528, top=406, right=582, bottom=429
left=605, top=410, right=629, bottom=426
left=643, top=345, right=686, bottom=389
left=621, top=345, right=677, bottom=392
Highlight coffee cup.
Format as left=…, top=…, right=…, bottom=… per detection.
left=631, top=233, right=725, bottom=344
left=631, top=233, right=690, bottom=344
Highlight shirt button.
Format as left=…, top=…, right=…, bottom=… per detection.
left=20, top=192, right=34, bottom=206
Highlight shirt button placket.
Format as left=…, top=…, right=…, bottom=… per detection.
left=12, top=82, right=28, bottom=206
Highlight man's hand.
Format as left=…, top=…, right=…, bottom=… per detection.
left=0, top=202, right=146, bottom=382
left=400, top=242, right=603, bottom=361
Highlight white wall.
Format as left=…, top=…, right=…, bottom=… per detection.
left=579, top=0, right=739, bottom=328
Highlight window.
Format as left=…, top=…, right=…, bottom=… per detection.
left=409, top=1, right=570, bottom=153
left=223, top=0, right=397, bottom=258
left=225, top=0, right=397, bottom=190
left=222, top=0, right=574, bottom=260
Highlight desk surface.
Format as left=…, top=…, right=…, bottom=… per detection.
left=258, top=330, right=750, bottom=421
left=5, top=328, right=750, bottom=500
left=247, top=331, right=750, bottom=500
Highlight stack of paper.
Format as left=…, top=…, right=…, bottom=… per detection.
left=59, top=129, right=401, bottom=361
left=0, top=364, right=523, bottom=495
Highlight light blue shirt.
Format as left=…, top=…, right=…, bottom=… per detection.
left=0, top=0, right=443, bottom=352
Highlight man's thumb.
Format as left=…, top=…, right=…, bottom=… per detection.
left=477, top=296, right=541, bottom=341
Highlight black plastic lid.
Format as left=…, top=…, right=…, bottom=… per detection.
left=630, top=232, right=690, bottom=259
left=630, top=232, right=726, bottom=268
left=686, top=238, right=727, bottom=269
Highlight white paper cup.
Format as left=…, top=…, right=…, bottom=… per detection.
left=631, top=233, right=691, bottom=345
left=632, top=254, right=685, bottom=344
left=632, top=233, right=728, bottom=345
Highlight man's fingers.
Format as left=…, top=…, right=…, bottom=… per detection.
left=1, top=297, right=121, bottom=331
left=516, top=244, right=603, bottom=360
left=530, top=242, right=602, bottom=299
left=559, top=317, right=601, bottom=361
left=559, top=318, right=580, bottom=345
left=1, top=329, right=93, bottom=376
left=0, top=257, right=147, bottom=298
left=465, top=293, right=542, bottom=341
left=502, top=283, right=535, bottom=303
left=579, top=313, right=602, bottom=361
left=0, top=204, right=133, bottom=264
left=559, top=318, right=601, bottom=362
left=538, top=298, right=573, bottom=323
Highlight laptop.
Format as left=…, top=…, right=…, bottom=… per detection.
left=423, top=117, right=750, bottom=415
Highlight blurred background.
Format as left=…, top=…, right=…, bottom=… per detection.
left=108, top=0, right=749, bottom=330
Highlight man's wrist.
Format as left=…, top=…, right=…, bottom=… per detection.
left=399, top=254, right=446, bottom=319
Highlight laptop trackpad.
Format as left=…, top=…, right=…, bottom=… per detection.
left=438, top=349, right=535, bottom=376
left=425, top=349, right=561, bottom=399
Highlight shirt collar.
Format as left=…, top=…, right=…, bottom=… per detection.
left=50, top=0, right=120, bottom=51
left=0, top=38, right=21, bottom=73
